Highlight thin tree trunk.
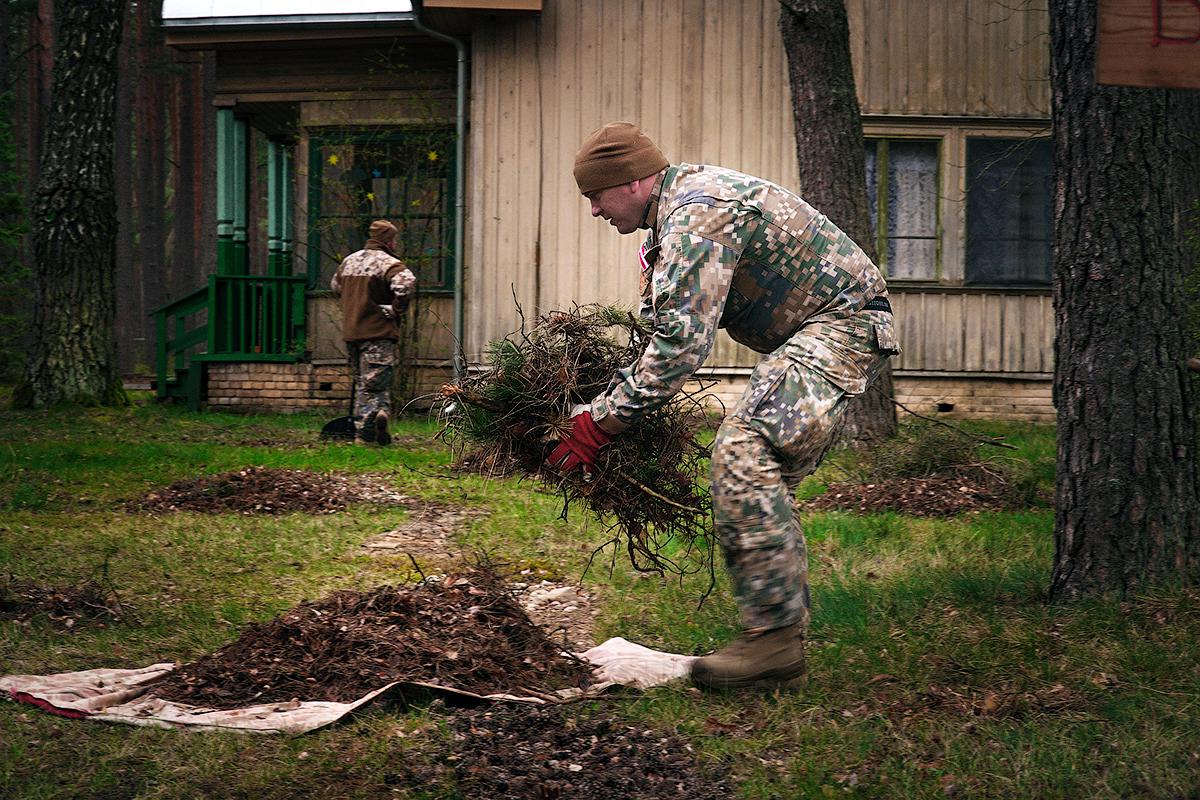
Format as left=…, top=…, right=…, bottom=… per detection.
left=0, top=2, right=31, bottom=383
left=114, top=0, right=137, bottom=376
left=135, top=0, right=166, bottom=372
left=1049, top=0, right=1200, bottom=600
left=14, top=0, right=128, bottom=408
left=778, top=0, right=898, bottom=443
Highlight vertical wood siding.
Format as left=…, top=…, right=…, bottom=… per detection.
left=466, top=0, right=1052, bottom=375
left=890, top=291, right=1053, bottom=375
left=846, top=0, right=1050, bottom=117
left=467, top=0, right=800, bottom=363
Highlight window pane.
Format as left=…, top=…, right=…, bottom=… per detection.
left=966, top=137, right=1052, bottom=285
left=309, top=129, right=455, bottom=291
left=885, top=140, right=939, bottom=280
left=865, top=138, right=939, bottom=280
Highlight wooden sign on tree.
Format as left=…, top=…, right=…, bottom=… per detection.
left=1097, top=0, right=1200, bottom=88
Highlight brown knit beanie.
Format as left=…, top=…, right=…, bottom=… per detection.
left=573, top=122, right=668, bottom=194
left=368, top=220, right=398, bottom=242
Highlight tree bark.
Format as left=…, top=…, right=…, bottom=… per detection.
left=134, top=0, right=167, bottom=373
left=1049, top=0, right=1200, bottom=601
left=778, top=0, right=898, bottom=444
left=1172, top=90, right=1200, bottom=357
left=14, top=0, right=128, bottom=407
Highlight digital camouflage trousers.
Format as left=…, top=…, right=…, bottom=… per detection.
left=711, top=333, right=887, bottom=633
left=349, top=339, right=397, bottom=435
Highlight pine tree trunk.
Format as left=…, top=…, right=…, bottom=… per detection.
left=1049, top=0, right=1200, bottom=601
left=134, top=0, right=167, bottom=373
left=778, top=0, right=897, bottom=444
left=114, top=0, right=137, bottom=376
left=15, top=0, right=128, bottom=407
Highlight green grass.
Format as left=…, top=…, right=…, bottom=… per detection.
left=2, top=399, right=1199, bottom=799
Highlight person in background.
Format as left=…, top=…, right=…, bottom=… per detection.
left=331, top=219, right=416, bottom=446
left=549, top=122, right=899, bottom=690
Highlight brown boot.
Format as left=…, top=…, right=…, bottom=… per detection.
left=691, top=623, right=806, bottom=691
left=374, top=410, right=391, bottom=446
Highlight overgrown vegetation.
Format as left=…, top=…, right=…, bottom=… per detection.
left=2, top=400, right=1198, bottom=799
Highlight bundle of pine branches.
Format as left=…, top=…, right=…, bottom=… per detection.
left=440, top=304, right=715, bottom=582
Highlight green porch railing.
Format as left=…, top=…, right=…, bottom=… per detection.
left=204, top=274, right=307, bottom=361
left=151, top=274, right=308, bottom=410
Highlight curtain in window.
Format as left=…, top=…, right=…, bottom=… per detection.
left=865, top=139, right=939, bottom=280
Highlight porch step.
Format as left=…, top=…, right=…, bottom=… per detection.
left=157, top=365, right=204, bottom=412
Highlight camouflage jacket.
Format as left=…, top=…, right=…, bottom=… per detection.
left=331, top=240, right=417, bottom=343
left=591, top=163, right=898, bottom=434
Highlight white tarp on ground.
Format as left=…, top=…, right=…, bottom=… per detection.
left=0, top=638, right=696, bottom=735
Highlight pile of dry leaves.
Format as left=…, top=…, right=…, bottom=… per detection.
left=394, top=701, right=735, bottom=800
left=802, top=473, right=1016, bottom=517
left=148, top=565, right=594, bottom=708
left=131, top=467, right=409, bottom=515
left=0, top=576, right=132, bottom=629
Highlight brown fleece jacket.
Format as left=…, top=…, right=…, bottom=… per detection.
left=331, top=240, right=417, bottom=343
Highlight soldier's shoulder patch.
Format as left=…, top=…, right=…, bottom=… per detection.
left=639, top=240, right=659, bottom=296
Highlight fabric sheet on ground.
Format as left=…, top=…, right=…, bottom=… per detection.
left=0, top=638, right=696, bottom=734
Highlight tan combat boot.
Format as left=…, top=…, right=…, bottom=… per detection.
left=690, top=623, right=807, bottom=691
left=374, top=410, right=391, bottom=446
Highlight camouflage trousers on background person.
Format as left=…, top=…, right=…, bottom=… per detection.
left=712, top=331, right=886, bottom=633
left=348, top=339, right=397, bottom=437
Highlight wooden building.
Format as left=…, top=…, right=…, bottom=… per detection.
left=158, top=0, right=1054, bottom=422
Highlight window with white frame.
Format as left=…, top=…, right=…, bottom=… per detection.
left=864, top=127, right=1052, bottom=288
left=864, top=138, right=940, bottom=281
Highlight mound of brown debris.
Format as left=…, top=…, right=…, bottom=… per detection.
left=0, top=577, right=132, bottom=629
left=133, top=467, right=410, bottom=515
left=801, top=473, right=1016, bottom=517
left=394, top=701, right=734, bottom=800
left=149, top=567, right=594, bottom=708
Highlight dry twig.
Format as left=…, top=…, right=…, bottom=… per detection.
left=438, top=304, right=717, bottom=594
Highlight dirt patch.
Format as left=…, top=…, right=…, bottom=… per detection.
left=802, top=473, right=1019, bottom=517
left=393, top=701, right=734, bottom=800
left=364, top=512, right=598, bottom=651
left=131, top=468, right=411, bottom=515
left=517, top=580, right=599, bottom=652
left=362, top=502, right=490, bottom=562
left=148, top=566, right=594, bottom=708
left=0, top=577, right=133, bottom=629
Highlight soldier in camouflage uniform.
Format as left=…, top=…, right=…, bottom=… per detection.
left=549, top=122, right=900, bottom=690
left=331, top=220, right=417, bottom=446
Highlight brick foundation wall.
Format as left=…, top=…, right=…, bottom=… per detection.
left=892, top=374, right=1053, bottom=424
left=205, top=362, right=1053, bottom=424
left=204, top=361, right=455, bottom=414
left=691, top=371, right=1053, bottom=424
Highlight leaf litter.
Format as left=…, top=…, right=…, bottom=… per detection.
left=147, top=563, right=594, bottom=708
left=131, top=467, right=411, bottom=515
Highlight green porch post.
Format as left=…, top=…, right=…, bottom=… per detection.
left=216, top=110, right=249, bottom=277
left=283, top=147, right=294, bottom=275
left=267, top=140, right=294, bottom=277
left=232, top=118, right=249, bottom=275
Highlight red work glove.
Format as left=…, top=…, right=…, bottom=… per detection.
left=547, top=410, right=612, bottom=473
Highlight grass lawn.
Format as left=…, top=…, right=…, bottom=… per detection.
left=1, top=396, right=1198, bottom=799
